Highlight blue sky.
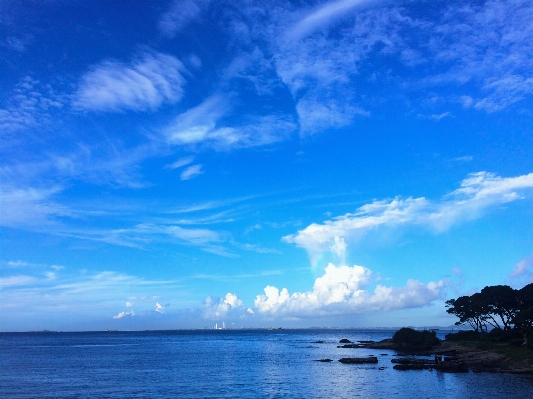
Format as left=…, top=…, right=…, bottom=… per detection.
left=1, top=0, right=533, bottom=331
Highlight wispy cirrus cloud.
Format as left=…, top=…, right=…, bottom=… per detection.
left=158, top=0, right=208, bottom=38
left=284, top=172, right=533, bottom=259
left=286, top=0, right=376, bottom=40
left=0, top=186, right=70, bottom=228
left=180, top=164, right=203, bottom=180
left=165, top=156, right=195, bottom=170
left=164, top=94, right=296, bottom=149
left=73, top=52, right=187, bottom=112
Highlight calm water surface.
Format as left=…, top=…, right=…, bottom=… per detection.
left=1, top=329, right=532, bottom=398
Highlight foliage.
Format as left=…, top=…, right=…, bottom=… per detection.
left=446, top=283, right=533, bottom=335
left=445, top=330, right=484, bottom=342
left=392, top=327, right=440, bottom=348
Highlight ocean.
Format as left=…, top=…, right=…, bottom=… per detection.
left=1, top=329, right=532, bottom=398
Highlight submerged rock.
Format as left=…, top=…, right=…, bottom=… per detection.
left=339, top=338, right=352, bottom=343
left=339, top=357, right=379, bottom=364
left=337, top=343, right=366, bottom=348
left=316, top=359, right=333, bottom=362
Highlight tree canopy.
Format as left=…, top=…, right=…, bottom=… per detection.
left=446, top=283, right=533, bottom=335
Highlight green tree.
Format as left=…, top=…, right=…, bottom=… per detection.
left=446, top=294, right=487, bottom=332
left=514, top=283, right=533, bottom=346
left=479, top=285, right=519, bottom=330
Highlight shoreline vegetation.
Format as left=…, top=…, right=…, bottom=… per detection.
left=326, top=327, right=533, bottom=374
left=329, top=282, right=533, bottom=374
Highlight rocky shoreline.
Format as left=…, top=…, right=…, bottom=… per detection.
left=322, top=338, right=533, bottom=374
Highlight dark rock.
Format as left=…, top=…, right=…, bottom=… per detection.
left=393, top=364, right=428, bottom=371
left=337, top=344, right=365, bottom=348
left=391, top=356, right=468, bottom=373
left=314, top=340, right=324, bottom=344
left=316, top=359, right=333, bottom=362
left=391, top=358, right=436, bottom=365
left=357, top=340, right=375, bottom=344
left=339, top=338, right=352, bottom=343
left=339, top=357, right=379, bottom=364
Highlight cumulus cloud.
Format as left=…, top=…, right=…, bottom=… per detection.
left=202, top=292, right=245, bottom=319
left=155, top=302, right=165, bottom=313
left=254, top=263, right=445, bottom=317
left=73, top=53, right=186, bottom=112
left=285, top=172, right=533, bottom=258
left=180, top=164, right=203, bottom=180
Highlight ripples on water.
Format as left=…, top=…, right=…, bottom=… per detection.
left=1, top=330, right=532, bottom=398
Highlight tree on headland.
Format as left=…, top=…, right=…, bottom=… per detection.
left=445, top=294, right=487, bottom=332
left=445, top=283, right=533, bottom=346
left=479, top=285, right=520, bottom=330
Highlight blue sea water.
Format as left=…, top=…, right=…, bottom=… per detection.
left=1, top=329, right=532, bottom=398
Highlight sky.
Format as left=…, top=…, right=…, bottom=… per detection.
left=1, top=0, right=533, bottom=331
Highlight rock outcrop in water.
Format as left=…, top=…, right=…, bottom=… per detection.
left=334, top=334, right=533, bottom=374
left=339, top=357, right=379, bottom=364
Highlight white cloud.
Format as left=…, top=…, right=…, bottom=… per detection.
left=164, top=94, right=296, bottom=149
left=7, top=260, right=32, bottom=268
left=125, top=301, right=133, bottom=308
left=452, top=155, right=473, bottom=162
left=158, top=0, right=207, bottom=38
left=254, top=263, right=445, bottom=317
left=475, top=75, right=533, bottom=113
left=296, top=98, right=369, bottom=134
left=155, top=302, right=165, bottom=313
left=285, top=172, right=533, bottom=258
left=509, top=256, right=533, bottom=285
left=287, top=0, right=375, bottom=40
left=0, top=275, right=37, bottom=289
left=73, top=53, right=186, bottom=112
left=417, top=112, right=451, bottom=121
left=113, top=311, right=134, bottom=319
left=180, top=164, right=203, bottom=180
left=0, top=76, right=65, bottom=134
left=165, top=156, right=195, bottom=170
left=136, top=223, right=222, bottom=247
left=202, top=292, right=244, bottom=319
left=0, top=186, right=70, bottom=228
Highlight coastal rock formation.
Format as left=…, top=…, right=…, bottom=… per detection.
left=339, top=338, right=352, bottom=343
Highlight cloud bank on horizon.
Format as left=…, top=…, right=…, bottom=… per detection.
left=1, top=0, right=533, bottom=330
